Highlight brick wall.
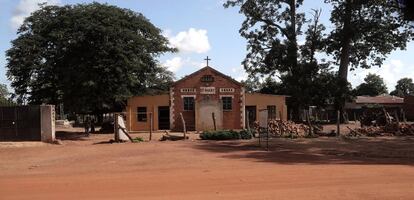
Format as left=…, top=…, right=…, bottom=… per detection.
left=171, top=67, right=243, bottom=131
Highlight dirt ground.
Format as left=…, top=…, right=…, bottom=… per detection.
left=1, top=126, right=414, bottom=200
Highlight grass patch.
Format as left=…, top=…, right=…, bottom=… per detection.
left=200, top=129, right=252, bottom=140
left=131, top=137, right=144, bottom=143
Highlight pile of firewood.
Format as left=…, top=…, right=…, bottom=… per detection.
left=254, top=120, right=311, bottom=137
left=347, top=123, right=414, bottom=137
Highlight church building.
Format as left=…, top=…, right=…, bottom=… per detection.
left=126, top=65, right=288, bottom=132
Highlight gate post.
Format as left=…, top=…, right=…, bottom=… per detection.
left=40, top=105, right=56, bottom=142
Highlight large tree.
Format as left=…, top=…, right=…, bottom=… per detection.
left=326, top=0, right=413, bottom=99
left=390, top=77, right=414, bottom=97
left=6, top=3, right=175, bottom=114
left=224, top=1, right=338, bottom=119
left=354, top=73, right=388, bottom=96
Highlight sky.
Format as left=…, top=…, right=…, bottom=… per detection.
left=0, top=0, right=413, bottom=93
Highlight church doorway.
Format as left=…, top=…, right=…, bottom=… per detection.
left=245, top=106, right=256, bottom=129
left=158, top=106, right=170, bottom=130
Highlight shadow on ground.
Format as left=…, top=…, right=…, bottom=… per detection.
left=56, top=131, right=90, bottom=141
left=192, top=137, right=414, bottom=165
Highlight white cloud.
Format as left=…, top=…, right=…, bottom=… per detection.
left=231, top=65, right=248, bottom=81
left=189, top=60, right=205, bottom=69
left=162, top=56, right=206, bottom=73
left=11, top=0, right=60, bottom=30
left=348, top=59, right=414, bottom=92
left=163, top=57, right=184, bottom=72
left=165, top=28, right=211, bottom=54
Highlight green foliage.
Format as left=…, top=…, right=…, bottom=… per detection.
left=6, top=3, right=176, bottom=113
left=390, top=78, right=414, bottom=97
left=224, top=0, right=305, bottom=75
left=326, top=0, right=413, bottom=73
left=239, top=129, right=254, bottom=139
left=0, top=84, right=8, bottom=98
left=241, top=76, right=261, bottom=93
left=224, top=1, right=343, bottom=119
left=226, top=0, right=413, bottom=118
left=200, top=130, right=252, bottom=140
left=0, top=84, right=17, bottom=106
left=131, top=137, right=144, bottom=143
left=354, top=73, right=388, bottom=96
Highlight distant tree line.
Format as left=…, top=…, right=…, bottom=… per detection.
left=243, top=74, right=414, bottom=98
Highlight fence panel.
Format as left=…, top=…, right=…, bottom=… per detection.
left=0, top=106, right=41, bottom=141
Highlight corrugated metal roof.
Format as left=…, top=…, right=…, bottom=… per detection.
left=355, top=95, right=404, bottom=104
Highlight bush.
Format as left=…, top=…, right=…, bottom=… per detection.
left=131, top=137, right=144, bottom=143
left=200, top=130, right=252, bottom=140
left=239, top=129, right=253, bottom=139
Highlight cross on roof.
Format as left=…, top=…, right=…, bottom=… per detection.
left=204, top=56, right=211, bottom=66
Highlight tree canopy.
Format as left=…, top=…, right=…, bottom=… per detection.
left=6, top=3, right=175, bottom=114
left=326, top=0, right=413, bottom=81
left=224, top=1, right=343, bottom=118
left=390, top=77, right=414, bottom=97
left=354, top=73, right=388, bottom=96
left=0, top=84, right=15, bottom=106
left=225, top=0, right=413, bottom=118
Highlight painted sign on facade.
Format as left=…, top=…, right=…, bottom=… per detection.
left=200, top=87, right=216, bottom=94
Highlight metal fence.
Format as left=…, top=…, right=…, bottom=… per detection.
left=0, top=106, right=41, bottom=141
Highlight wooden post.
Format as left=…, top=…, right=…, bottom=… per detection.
left=402, top=109, right=407, bottom=123
left=129, top=106, right=132, bottom=132
left=180, top=112, right=186, bottom=139
left=306, top=111, right=313, bottom=136
left=353, top=112, right=357, bottom=122
left=279, top=111, right=283, bottom=121
left=114, top=113, right=119, bottom=142
left=212, top=112, right=217, bottom=131
left=383, top=108, right=390, bottom=124
left=394, top=110, right=400, bottom=132
left=246, top=111, right=250, bottom=131
left=336, top=110, right=340, bottom=137
left=149, top=112, right=153, bottom=141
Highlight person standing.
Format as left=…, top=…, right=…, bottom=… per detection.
left=84, top=117, right=91, bottom=136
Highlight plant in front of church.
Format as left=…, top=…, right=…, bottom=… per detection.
left=200, top=130, right=252, bottom=140
left=6, top=2, right=176, bottom=116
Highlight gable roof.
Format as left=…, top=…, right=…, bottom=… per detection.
left=355, top=95, right=404, bottom=104
left=172, top=66, right=243, bottom=86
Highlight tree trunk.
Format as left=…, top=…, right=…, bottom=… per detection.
left=337, top=0, right=353, bottom=123
left=289, top=0, right=298, bottom=70
left=338, top=0, right=353, bottom=82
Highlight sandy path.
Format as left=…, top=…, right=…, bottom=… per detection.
left=1, top=135, right=414, bottom=200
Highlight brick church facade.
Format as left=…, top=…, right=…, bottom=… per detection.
left=126, top=66, right=287, bottom=132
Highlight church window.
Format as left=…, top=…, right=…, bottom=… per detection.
left=137, top=107, right=147, bottom=122
left=222, top=97, right=232, bottom=111
left=267, top=105, right=277, bottom=119
left=201, top=75, right=214, bottom=82
left=183, top=97, right=195, bottom=111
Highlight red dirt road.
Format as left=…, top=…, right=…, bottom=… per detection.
left=1, top=134, right=414, bottom=200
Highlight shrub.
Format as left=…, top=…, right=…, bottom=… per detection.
left=239, top=129, right=253, bottom=139
left=200, top=130, right=252, bottom=140
left=131, top=137, right=144, bottom=143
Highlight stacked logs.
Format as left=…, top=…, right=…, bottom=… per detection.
left=254, top=119, right=311, bottom=138
left=347, top=123, right=414, bottom=137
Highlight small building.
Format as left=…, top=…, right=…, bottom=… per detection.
left=404, top=95, right=414, bottom=121
left=345, top=95, right=404, bottom=120
left=126, top=66, right=287, bottom=132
